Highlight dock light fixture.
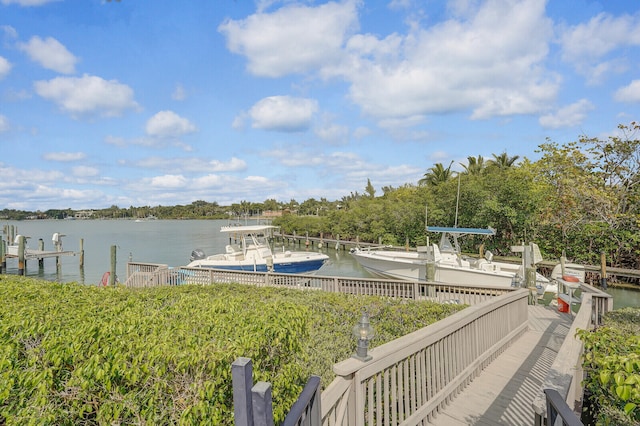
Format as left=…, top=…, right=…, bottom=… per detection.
left=352, top=310, right=375, bottom=361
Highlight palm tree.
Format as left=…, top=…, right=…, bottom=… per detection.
left=460, top=155, right=486, bottom=175
left=488, top=152, right=520, bottom=169
left=419, top=162, right=455, bottom=186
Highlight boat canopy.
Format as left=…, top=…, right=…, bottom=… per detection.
left=220, top=225, right=278, bottom=233
left=426, top=226, right=495, bottom=236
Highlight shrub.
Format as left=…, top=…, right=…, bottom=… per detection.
left=0, top=276, right=464, bottom=424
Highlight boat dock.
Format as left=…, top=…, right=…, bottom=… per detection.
left=1, top=225, right=82, bottom=275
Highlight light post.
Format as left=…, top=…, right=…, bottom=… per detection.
left=352, top=311, right=375, bottom=361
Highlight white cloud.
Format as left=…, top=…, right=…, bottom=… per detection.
left=222, top=0, right=557, bottom=124
left=0, top=114, right=9, bottom=132
left=559, top=12, right=640, bottom=83
left=18, top=36, right=77, bottom=74
left=539, top=99, right=594, bottom=129
left=345, top=0, right=557, bottom=122
left=43, top=152, right=86, bottom=162
left=614, top=80, right=640, bottom=103
left=133, top=156, right=246, bottom=173
left=1, top=25, right=18, bottom=39
left=72, top=165, right=99, bottom=177
left=0, top=56, right=11, bottom=79
left=219, top=0, right=360, bottom=77
left=144, top=174, right=188, bottom=189
left=315, top=122, right=349, bottom=145
left=249, top=96, right=318, bottom=132
left=172, top=83, right=186, bottom=101
left=34, top=74, right=139, bottom=118
left=1, top=0, right=59, bottom=5
left=145, top=110, right=197, bottom=138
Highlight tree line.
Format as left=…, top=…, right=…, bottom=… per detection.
left=3, top=123, right=639, bottom=270
left=274, top=122, right=640, bottom=271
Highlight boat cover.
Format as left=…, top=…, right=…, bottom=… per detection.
left=426, top=226, right=495, bottom=236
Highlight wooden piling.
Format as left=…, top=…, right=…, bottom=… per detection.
left=38, top=239, right=45, bottom=268
left=600, top=251, right=607, bottom=289
left=110, top=245, right=117, bottom=286
left=0, top=236, right=5, bottom=272
left=79, top=238, right=84, bottom=268
left=18, top=235, right=25, bottom=275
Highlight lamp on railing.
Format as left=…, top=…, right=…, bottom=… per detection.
left=352, top=310, right=375, bottom=361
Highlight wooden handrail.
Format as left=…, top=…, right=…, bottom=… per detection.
left=532, top=283, right=613, bottom=425
left=321, top=289, right=529, bottom=425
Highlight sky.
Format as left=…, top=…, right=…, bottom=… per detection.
left=1, top=0, right=639, bottom=211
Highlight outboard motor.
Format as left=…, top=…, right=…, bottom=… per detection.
left=190, top=249, right=206, bottom=262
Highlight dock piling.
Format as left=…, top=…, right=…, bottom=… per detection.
left=18, top=235, right=25, bottom=275
left=38, top=239, right=45, bottom=269
left=110, top=245, right=117, bottom=286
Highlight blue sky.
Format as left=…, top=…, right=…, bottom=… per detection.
left=1, top=0, right=639, bottom=211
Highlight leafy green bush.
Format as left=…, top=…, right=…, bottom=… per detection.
left=578, top=308, right=640, bottom=425
left=0, top=276, right=464, bottom=425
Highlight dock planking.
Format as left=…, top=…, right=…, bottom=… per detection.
left=429, top=305, right=572, bottom=425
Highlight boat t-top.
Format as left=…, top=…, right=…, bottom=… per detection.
left=187, top=225, right=329, bottom=273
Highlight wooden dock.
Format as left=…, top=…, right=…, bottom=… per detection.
left=429, top=304, right=573, bottom=425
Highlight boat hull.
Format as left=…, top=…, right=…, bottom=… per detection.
left=188, top=257, right=327, bottom=274
left=351, top=249, right=522, bottom=288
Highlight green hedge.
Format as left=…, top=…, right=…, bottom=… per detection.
left=0, top=276, right=464, bottom=425
left=578, top=308, right=640, bottom=425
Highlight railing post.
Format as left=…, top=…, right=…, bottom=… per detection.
left=232, top=357, right=254, bottom=426
left=252, top=382, right=274, bottom=426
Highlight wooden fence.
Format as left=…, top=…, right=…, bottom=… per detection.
left=124, top=262, right=515, bottom=306
left=532, top=283, right=613, bottom=425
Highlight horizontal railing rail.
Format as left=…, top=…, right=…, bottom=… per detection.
left=125, top=262, right=516, bottom=306
left=532, top=283, right=613, bottom=426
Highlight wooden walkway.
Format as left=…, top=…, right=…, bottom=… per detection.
left=430, top=304, right=573, bottom=425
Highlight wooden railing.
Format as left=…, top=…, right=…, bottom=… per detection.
left=320, top=289, right=530, bottom=425
left=124, top=262, right=516, bottom=306
left=532, top=283, right=613, bottom=425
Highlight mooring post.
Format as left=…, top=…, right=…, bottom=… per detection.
left=600, top=251, right=607, bottom=289
left=18, top=235, right=25, bottom=275
left=0, top=236, right=5, bottom=273
left=79, top=238, right=84, bottom=268
left=110, top=245, right=117, bottom=286
left=38, top=238, right=45, bottom=269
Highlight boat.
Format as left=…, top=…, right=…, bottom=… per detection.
left=186, top=225, right=329, bottom=273
left=540, top=262, right=586, bottom=295
left=350, top=226, right=549, bottom=288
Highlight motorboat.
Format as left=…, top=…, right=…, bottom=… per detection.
left=350, top=226, right=549, bottom=288
left=540, top=262, right=586, bottom=295
left=186, top=225, right=329, bottom=273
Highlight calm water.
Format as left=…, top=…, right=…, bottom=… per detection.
left=3, top=219, right=638, bottom=310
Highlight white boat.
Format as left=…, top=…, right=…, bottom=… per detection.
left=186, top=225, right=329, bottom=273
left=540, top=262, right=586, bottom=295
left=350, top=226, right=549, bottom=288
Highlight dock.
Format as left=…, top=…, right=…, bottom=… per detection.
left=431, top=305, right=572, bottom=425
left=1, top=225, right=83, bottom=275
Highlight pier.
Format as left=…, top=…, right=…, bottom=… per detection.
left=1, top=225, right=81, bottom=276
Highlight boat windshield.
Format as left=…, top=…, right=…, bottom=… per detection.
left=438, top=233, right=460, bottom=254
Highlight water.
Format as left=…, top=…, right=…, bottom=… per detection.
left=2, top=219, right=638, bottom=310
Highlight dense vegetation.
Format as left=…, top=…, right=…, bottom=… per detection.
left=274, top=123, right=640, bottom=271
left=578, top=308, right=640, bottom=425
left=2, top=123, right=639, bottom=271
left=0, top=276, right=464, bottom=425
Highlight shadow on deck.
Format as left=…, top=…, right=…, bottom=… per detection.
left=432, top=305, right=572, bottom=425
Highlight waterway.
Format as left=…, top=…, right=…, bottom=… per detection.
left=2, top=219, right=639, bottom=310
